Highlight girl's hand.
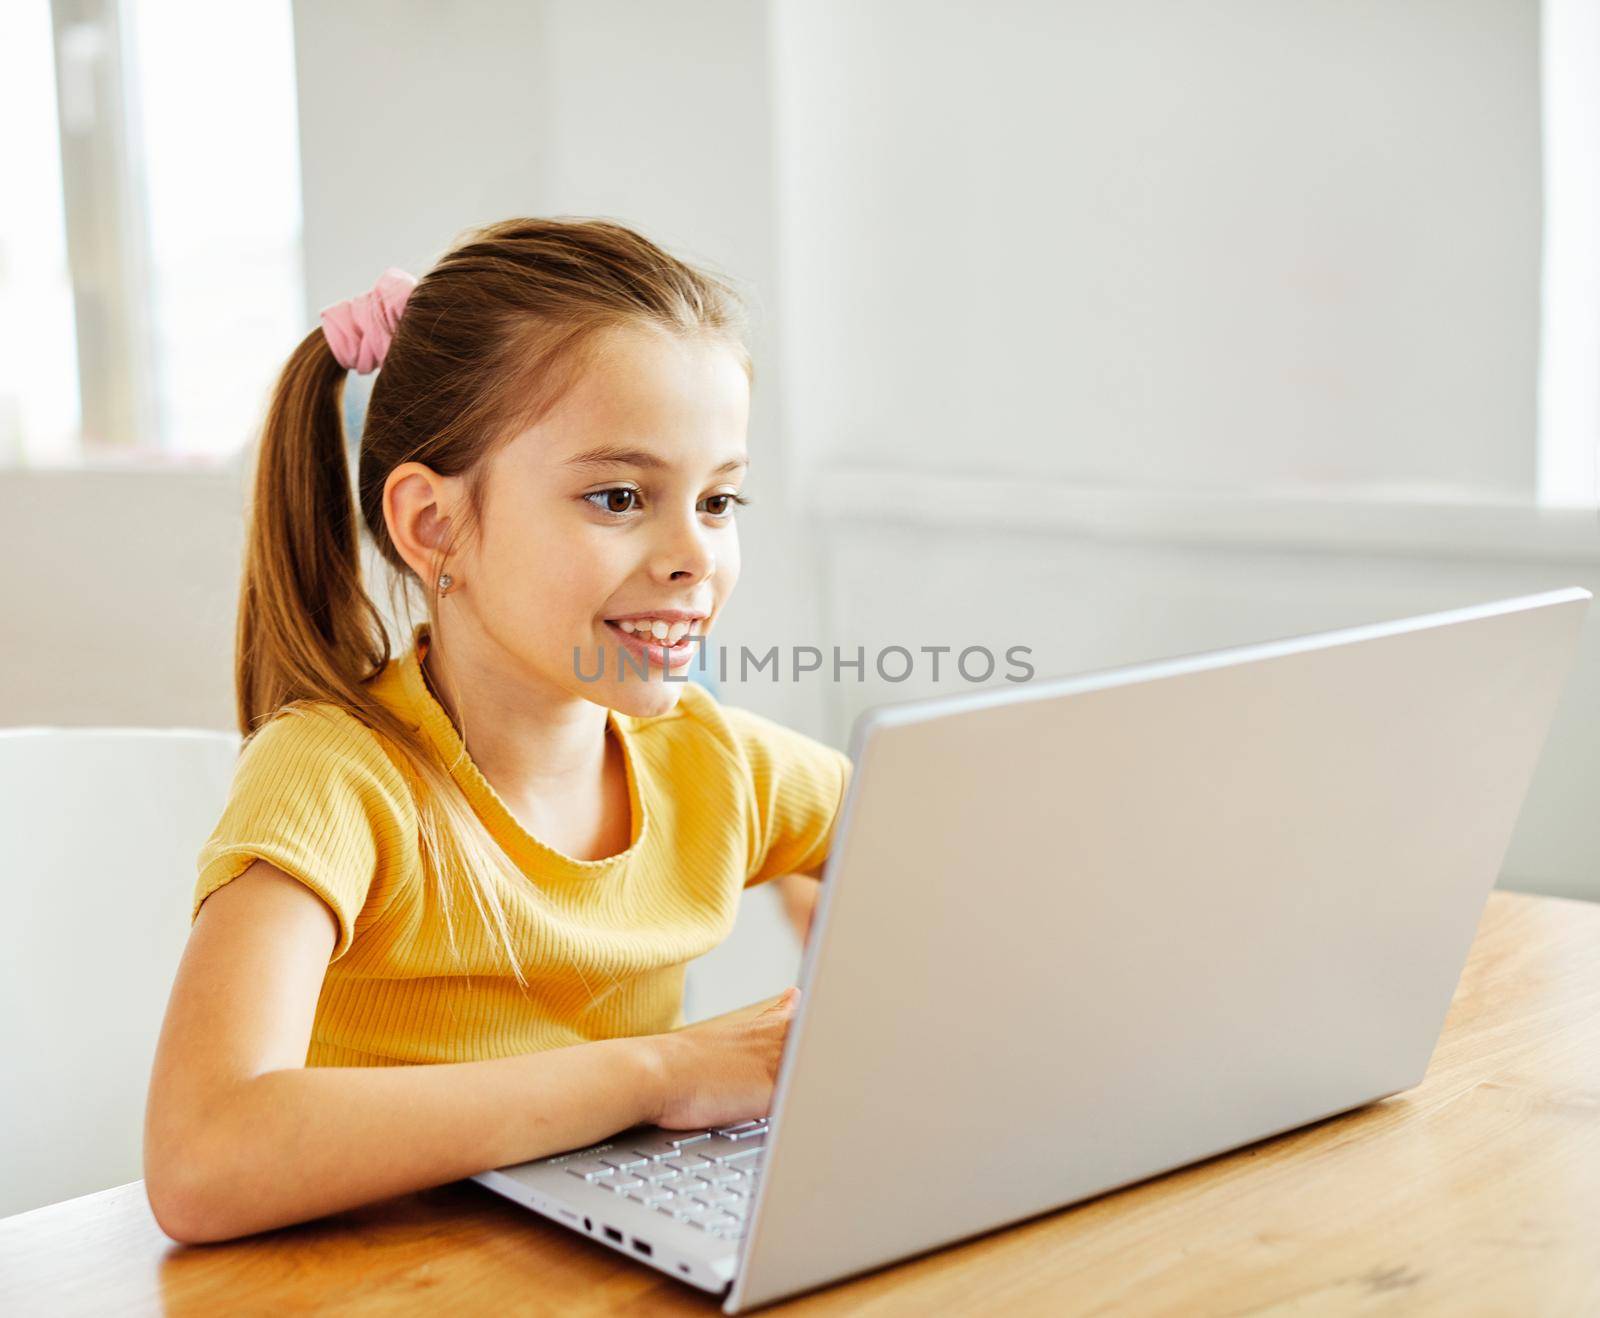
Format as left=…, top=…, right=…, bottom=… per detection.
left=647, top=987, right=801, bottom=1130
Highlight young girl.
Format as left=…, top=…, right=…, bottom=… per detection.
left=143, top=218, right=851, bottom=1245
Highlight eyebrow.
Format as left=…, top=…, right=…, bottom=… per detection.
left=563, top=445, right=748, bottom=476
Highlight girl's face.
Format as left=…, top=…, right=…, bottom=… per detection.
left=448, top=325, right=750, bottom=719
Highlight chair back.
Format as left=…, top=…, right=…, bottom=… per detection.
left=0, top=728, right=238, bottom=1217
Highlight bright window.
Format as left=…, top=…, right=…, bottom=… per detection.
left=1537, top=0, right=1600, bottom=508
left=0, top=0, right=304, bottom=467
left=0, top=0, right=80, bottom=464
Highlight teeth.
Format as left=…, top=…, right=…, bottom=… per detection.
left=612, top=617, right=702, bottom=642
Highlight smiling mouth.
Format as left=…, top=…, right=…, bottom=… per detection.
left=601, top=616, right=707, bottom=668
left=605, top=616, right=704, bottom=645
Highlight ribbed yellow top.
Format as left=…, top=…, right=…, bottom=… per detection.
left=193, top=624, right=852, bottom=1066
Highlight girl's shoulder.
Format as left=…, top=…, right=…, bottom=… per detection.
left=200, top=701, right=423, bottom=962
left=627, top=681, right=852, bottom=790
left=636, top=685, right=852, bottom=888
left=233, top=700, right=420, bottom=823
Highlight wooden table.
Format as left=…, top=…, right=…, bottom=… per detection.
left=4, top=892, right=1597, bottom=1316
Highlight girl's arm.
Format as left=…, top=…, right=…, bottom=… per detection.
left=144, top=861, right=791, bottom=1244
left=776, top=871, right=823, bottom=946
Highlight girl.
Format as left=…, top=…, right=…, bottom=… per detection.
left=143, top=218, right=851, bottom=1245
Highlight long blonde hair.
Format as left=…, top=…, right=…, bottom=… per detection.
left=236, top=217, right=750, bottom=985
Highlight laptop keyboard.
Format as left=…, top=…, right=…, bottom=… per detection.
left=561, top=1118, right=770, bottom=1241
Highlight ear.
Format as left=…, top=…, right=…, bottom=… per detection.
left=383, top=461, right=465, bottom=585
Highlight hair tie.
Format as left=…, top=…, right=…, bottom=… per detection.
left=319, top=267, right=418, bottom=374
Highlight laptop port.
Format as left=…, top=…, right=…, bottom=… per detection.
left=603, top=1226, right=623, bottom=1244
left=583, top=1217, right=593, bottom=1232
left=632, top=1238, right=653, bottom=1256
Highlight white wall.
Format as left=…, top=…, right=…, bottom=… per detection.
left=0, top=466, right=243, bottom=728
left=774, top=0, right=1541, bottom=495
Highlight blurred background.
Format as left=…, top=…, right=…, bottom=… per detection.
left=2, top=0, right=1598, bottom=1013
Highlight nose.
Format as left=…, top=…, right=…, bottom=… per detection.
left=651, top=505, right=717, bottom=585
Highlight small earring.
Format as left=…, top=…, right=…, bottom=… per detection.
left=437, top=573, right=454, bottom=594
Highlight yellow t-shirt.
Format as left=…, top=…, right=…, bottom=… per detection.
left=192, top=624, right=852, bottom=1067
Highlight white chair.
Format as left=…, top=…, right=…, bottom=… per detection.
left=0, top=728, right=239, bottom=1218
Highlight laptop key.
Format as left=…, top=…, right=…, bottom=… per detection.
left=721, top=1148, right=763, bottom=1168
left=712, top=1120, right=765, bottom=1137
left=691, top=1137, right=755, bottom=1162
left=627, top=1131, right=691, bottom=1158
left=608, top=1175, right=646, bottom=1192
left=659, top=1174, right=702, bottom=1192
left=599, top=1152, right=649, bottom=1171
left=671, top=1201, right=713, bottom=1221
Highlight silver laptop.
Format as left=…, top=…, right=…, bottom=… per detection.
left=473, top=586, right=1589, bottom=1311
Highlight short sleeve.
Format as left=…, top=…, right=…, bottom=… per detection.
left=193, top=705, right=415, bottom=962
left=719, top=704, right=853, bottom=888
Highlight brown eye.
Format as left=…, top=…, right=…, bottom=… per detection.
left=584, top=487, right=639, bottom=515
left=700, top=492, right=748, bottom=517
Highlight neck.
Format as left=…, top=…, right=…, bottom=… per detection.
left=420, top=621, right=611, bottom=807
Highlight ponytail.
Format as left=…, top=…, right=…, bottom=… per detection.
left=236, top=329, right=390, bottom=735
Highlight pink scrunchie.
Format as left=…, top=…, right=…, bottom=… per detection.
left=319, top=267, right=418, bottom=373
